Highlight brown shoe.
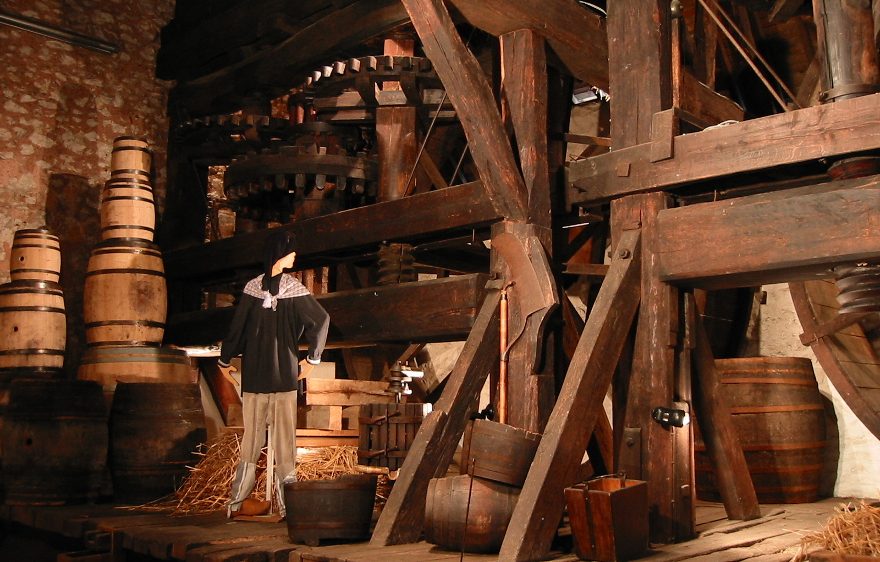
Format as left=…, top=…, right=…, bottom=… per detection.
left=237, top=498, right=271, bottom=517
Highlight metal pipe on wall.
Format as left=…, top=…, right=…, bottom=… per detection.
left=0, top=9, right=118, bottom=55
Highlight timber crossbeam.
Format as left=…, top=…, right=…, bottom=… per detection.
left=568, top=92, right=880, bottom=206
left=165, top=274, right=488, bottom=347
left=163, top=181, right=500, bottom=281
left=655, top=174, right=880, bottom=289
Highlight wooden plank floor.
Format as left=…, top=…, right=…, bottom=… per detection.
left=0, top=498, right=864, bottom=561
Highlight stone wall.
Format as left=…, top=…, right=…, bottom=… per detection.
left=0, top=0, right=174, bottom=373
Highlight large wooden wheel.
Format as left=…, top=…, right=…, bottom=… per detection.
left=790, top=280, right=880, bottom=440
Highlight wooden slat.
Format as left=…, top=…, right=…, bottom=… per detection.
left=655, top=176, right=880, bottom=289
left=402, top=0, right=529, bottom=221
left=679, top=69, right=744, bottom=126
left=447, top=0, right=608, bottom=90
left=303, top=379, right=393, bottom=406
left=164, top=180, right=500, bottom=281
left=371, top=290, right=501, bottom=545
left=166, top=273, right=488, bottom=346
left=500, top=229, right=642, bottom=561
left=569, top=93, right=880, bottom=205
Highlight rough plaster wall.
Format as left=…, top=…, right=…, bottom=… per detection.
left=0, top=0, right=173, bottom=278
left=0, top=0, right=174, bottom=372
left=761, top=283, right=880, bottom=499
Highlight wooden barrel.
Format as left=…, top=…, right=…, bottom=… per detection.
left=1, top=379, right=107, bottom=505
left=357, top=403, right=425, bottom=471
left=460, top=419, right=541, bottom=487
left=0, top=369, right=62, bottom=458
left=9, top=228, right=61, bottom=283
left=110, top=136, right=151, bottom=183
left=284, top=474, right=377, bottom=545
left=425, top=475, right=520, bottom=553
left=100, top=179, right=155, bottom=241
left=109, top=382, right=206, bottom=503
left=695, top=356, right=827, bottom=504
left=83, top=238, right=166, bottom=346
left=77, top=345, right=192, bottom=405
left=0, top=280, right=66, bottom=372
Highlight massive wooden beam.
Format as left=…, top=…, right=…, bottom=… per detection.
left=401, top=0, right=529, bottom=221
left=163, top=180, right=500, bottom=280
left=165, top=274, right=488, bottom=346
left=169, top=0, right=410, bottom=116
left=500, top=229, right=642, bottom=561
left=614, top=193, right=684, bottom=543
left=656, top=175, right=880, bottom=289
left=447, top=0, right=609, bottom=90
left=608, top=0, right=672, bottom=147
left=371, top=290, right=501, bottom=545
left=569, top=93, right=880, bottom=205
left=497, top=30, right=557, bottom=432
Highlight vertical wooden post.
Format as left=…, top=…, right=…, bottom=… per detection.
left=613, top=193, right=683, bottom=544
left=496, top=29, right=556, bottom=433
left=376, top=35, right=418, bottom=201
left=607, top=0, right=686, bottom=543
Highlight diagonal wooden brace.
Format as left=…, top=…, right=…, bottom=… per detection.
left=370, top=289, right=502, bottom=545
left=499, top=228, right=643, bottom=561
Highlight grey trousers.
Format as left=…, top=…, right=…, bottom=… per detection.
left=229, top=390, right=298, bottom=514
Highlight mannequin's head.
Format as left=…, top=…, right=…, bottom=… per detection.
left=261, top=231, right=297, bottom=294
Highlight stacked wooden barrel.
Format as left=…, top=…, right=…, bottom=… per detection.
left=75, top=136, right=204, bottom=502
left=0, top=228, right=67, bottom=461
left=424, top=419, right=540, bottom=553
left=79, top=136, right=190, bottom=396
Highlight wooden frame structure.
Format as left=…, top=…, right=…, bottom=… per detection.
left=157, top=0, right=880, bottom=560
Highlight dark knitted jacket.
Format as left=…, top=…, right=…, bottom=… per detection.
left=218, top=274, right=329, bottom=394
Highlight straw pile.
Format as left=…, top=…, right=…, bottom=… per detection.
left=127, top=431, right=363, bottom=515
left=795, top=501, right=880, bottom=560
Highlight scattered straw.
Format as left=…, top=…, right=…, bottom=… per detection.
left=794, top=501, right=880, bottom=561
left=122, top=431, right=363, bottom=515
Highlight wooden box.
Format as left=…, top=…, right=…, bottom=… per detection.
left=564, top=476, right=648, bottom=562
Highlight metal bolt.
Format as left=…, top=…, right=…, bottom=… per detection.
left=626, top=437, right=635, bottom=447
left=618, top=249, right=631, bottom=259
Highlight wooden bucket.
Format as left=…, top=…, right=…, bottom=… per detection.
left=695, top=356, right=827, bottom=503
left=83, top=238, right=166, bottom=346
left=1, top=379, right=107, bottom=505
left=0, top=280, right=66, bottom=372
left=100, top=179, right=155, bottom=241
left=77, top=345, right=192, bottom=406
left=460, top=419, right=541, bottom=487
left=284, top=474, right=377, bottom=545
left=564, top=476, right=649, bottom=562
left=110, top=136, right=151, bottom=183
left=9, top=228, right=61, bottom=283
left=357, top=403, right=425, bottom=470
left=424, top=475, right=520, bottom=554
left=109, top=382, right=206, bottom=503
